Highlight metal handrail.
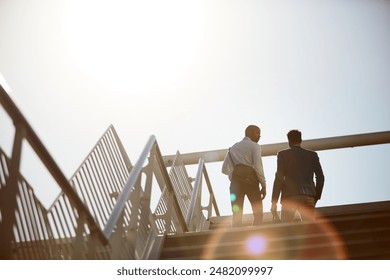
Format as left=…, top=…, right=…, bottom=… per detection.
left=162, top=131, right=390, bottom=166
left=104, top=135, right=188, bottom=238
left=154, top=139, right=189, bottom=233
left=185, top=159, right=204, bottom=229
left=0, top=81, right=107, bottom=259
left=1, top=78, right=194, bottom=259
left=185, top=158, right=221, bottom=231
left=103, top=136, right=154, bottom=238
left=202, top=162, right=220, bottom=217
left=63, top=125, right=132, bottom=231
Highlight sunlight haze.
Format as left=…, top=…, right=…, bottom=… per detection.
left=1, top=0, right=390, bottom=215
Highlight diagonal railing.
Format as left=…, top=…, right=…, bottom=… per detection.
left=0, top=148, right=61, bottom=259
left=103, top=134, right=190, bottom=259
left=0, top=78, right=220, bottom=259
left=67, top=125, right=132, bottom=232
left=0, top=80, right=106, bottom=259
left=186, top=158, right=220, bottom=232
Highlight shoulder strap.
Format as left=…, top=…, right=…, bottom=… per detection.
left=228, top=148, right=235, bottom=166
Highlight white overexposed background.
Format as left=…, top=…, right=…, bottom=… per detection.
left=1, top=0, right=390, bottom=216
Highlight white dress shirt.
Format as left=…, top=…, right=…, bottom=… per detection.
left=222, top=137, right=266, bottom=188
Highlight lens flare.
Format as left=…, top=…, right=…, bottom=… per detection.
left=246, top=235, right=266, bottom=255
left=232, top=205, right=240, bottom=213
left=202, top=205, right=347, bottom=259
left=230, top=193, right=236, bottom=202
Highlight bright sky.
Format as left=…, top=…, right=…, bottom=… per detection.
left=1, top=0, right=390, bottom=216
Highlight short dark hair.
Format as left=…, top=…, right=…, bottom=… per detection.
left=287, top=129, right=302, bottom=144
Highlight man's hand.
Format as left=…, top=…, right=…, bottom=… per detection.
left=271, top=203, right=277, bottom=214
left=260, top=188, right=266, bottom=200
left=271, top=203, right=281, bottom=223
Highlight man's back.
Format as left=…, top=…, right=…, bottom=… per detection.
left=223, top=137, right=266, bottom=188
left=221, top=125, right=266, bottom=226
left=274, top=146, right=324, bottom=200
left=271, top=129, right=325, bottom=222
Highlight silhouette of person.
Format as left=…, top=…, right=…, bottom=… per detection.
left=222, top=125, right=266, bottom=227
left=271, top=129, right=325, bottom=222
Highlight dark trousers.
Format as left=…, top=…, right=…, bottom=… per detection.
left=229, top=177, right=263, bottom=227
left=281, top=195, right=316, bottom=222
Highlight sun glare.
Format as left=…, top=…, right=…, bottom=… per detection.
left=62, top=0, right=204, bottom=95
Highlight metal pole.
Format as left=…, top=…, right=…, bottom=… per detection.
left=185, top=159, right=204, bottom=228
left=0, top=123, right=24, bottom=259
left=163, top=131, right=390, bottom=166
left=103, top=135, right=156, bottom=238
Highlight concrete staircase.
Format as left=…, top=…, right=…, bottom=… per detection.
left=159, top=201, right=390, bottom=260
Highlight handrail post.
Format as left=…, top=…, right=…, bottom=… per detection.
left=185, top=159, right=204, bottom=230
left=72, top=211, right=87, bottom=259
left=0, top=123, right=25, bottom=259
left=154, top=142, right=189, bottom=233
left=202, top=165, right=220, bottom=217
left=103, top=136, right=156, bottom=238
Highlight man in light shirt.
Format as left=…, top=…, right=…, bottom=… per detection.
left=222, top=125, right=267, bottom=227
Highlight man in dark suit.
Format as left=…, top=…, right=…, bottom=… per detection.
left=271, top=129, right=324, bottom=222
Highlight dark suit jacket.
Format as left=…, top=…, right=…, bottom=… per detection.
left=271, top=146, right=324, bottom=203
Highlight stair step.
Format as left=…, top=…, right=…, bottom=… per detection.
left=160, top=224, right=390, bottom=259
left=159, top=202, right=390, bottom=260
